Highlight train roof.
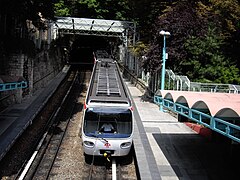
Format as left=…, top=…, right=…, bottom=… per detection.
left=86, top=58, right=131, bottom=106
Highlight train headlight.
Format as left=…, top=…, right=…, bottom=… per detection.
left=120, top=142, right=132, bottom=149
left=84, top=141, right=94, bottom=148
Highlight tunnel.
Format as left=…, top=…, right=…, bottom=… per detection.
left=68, top=35, right=116, bottom=65
left=53, top=17, right=135, bottom=69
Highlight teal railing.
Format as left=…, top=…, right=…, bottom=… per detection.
left=154, top=95, right=240, bottom=143
left=0, top=81, right=28, bottom=92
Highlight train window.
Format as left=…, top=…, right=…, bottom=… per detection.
left=83, top=108, right=132, bottom=138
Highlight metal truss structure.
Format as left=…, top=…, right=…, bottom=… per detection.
left=53, top=17, right=136, bottom=41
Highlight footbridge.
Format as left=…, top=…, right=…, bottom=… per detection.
left=52, top=16, right=136, bottom=64
left=53, top=17, right=135, bottom=39
left=154, top=90, right=240, bottom=143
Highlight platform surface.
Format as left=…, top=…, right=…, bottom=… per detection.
left=126, top=81, right=237, bottom=180
left=0, top=68, right=69, bottom=161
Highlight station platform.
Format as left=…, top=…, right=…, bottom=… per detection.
left=126, top=81, right=236, bottom=180
left=0, top=66, right=70, bottom=161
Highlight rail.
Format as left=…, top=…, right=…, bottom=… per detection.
left=17, top=70, right=77, bottom=179
left=33, top=69, right=57, bottom=85
left=148, top=68, right=240, bottom=94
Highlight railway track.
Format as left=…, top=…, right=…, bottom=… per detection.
left=0, top=68, right=137, bottom=179
left=16, top=71, right=83, bottom=180
left=80, top=144, right=136, bottom=180
left=82, top=156, right=136, bottom=180
left=0, top=69, right=77, bottom=178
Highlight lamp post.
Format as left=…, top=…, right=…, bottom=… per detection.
left=159, top=30, right=170, bottom=111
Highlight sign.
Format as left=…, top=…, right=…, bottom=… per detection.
left=104, top=142, right=111, bottom=148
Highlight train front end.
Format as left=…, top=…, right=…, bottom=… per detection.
left=82, top=106, right=133, bottom=157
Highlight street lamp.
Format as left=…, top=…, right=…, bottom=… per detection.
left=159, top=30, right=170, bottom=111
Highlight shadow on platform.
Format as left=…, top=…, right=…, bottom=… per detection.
left=153, top=133, right=240, bottom=180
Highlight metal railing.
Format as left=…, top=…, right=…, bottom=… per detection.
left=0, top=81, right=28, bottom=92
left=142, top=69, right=240, bottom=94
left=154, top=96, right=240, bottom=143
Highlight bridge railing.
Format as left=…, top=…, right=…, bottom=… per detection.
left=140, top=68, right=240, bottom=94
left=189, top=82, right=240, bottom=94
left=154, top=96, right=240, bottom=143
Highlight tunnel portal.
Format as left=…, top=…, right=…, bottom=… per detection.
left=54, top=17, right=135, bottom=66
left=69, top=36, right=113, bottom=65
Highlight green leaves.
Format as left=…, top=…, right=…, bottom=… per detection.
left=129, top=41, right=149, bottom=57
left=52, top=0, right=131, bottom=20
left=184, top=27, right=240, bottom=84
left=143, top=0, right=240, bottom=84
left=54, top=0, right=70, bottom=16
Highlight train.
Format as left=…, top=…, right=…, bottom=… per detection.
left=81, top=56, right=134, bottom=158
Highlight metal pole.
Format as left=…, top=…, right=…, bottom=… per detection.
left=161, top=35, right=166, bottom=91
left=160, top=35, right=166, bottom=111
left=159, top=30, right=170, bottom=112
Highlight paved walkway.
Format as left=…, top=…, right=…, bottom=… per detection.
left=0, top=66, right=69, bottom=161
left=126, top=80, right=236, bottom=180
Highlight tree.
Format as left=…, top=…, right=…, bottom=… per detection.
left=55, top=0, right=131, bottom=20
left=54, top=0, right=70, bottom=16
left=128, top=0, right=176, bottom=41
left=196, top=0, right=240, bottom=69
left=184, top=27, right=240, bottom=83
left=71, top=0, right=103, bottom=18
left=143, top=0, right=240, bottom=84
left=144, top=0, right=206, bottom=73
left=98, top=0, right=131, bottom=20
left=0, top=0, right=55, bottom=28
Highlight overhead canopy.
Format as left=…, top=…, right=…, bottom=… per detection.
left=54, top=17, right=135, bottom=38
left=156, top=90, right=240, bottom=118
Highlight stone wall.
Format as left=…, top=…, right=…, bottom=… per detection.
left=0, top=47, right=65, bottom=107
left=32, top=48, right=63, bottom=94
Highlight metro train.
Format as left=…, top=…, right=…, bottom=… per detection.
left=81, top=57, right=134, bottom=158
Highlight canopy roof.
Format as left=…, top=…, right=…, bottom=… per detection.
left=156, top=90, right=240, bottom=118
left=54, top=17, right=135, bottom=38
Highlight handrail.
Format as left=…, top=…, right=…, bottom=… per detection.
left=154, top=95, right=240, bottom=143
left=0, top=81, right=28, bottom=91
left=118, top=63, right=154, bottom=96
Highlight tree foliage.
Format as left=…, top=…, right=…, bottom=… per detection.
left=54, top=0, right=70, bottom=16
left=52, top=0, right=131, bottom=20
left=0, top=0, right=55, bottom=28
left=143, top=0, right=240, bottom=84
left=1, top=0, right=240, bottom=84
left=143, top=0, right=207, bottom=73
left=184, top=27, right=240, bottom=84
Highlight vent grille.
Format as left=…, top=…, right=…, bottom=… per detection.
left=96, top=66, right=121, bottom=96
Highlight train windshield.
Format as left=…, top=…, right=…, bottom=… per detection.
left=83, top=107, right=132, bottom=138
